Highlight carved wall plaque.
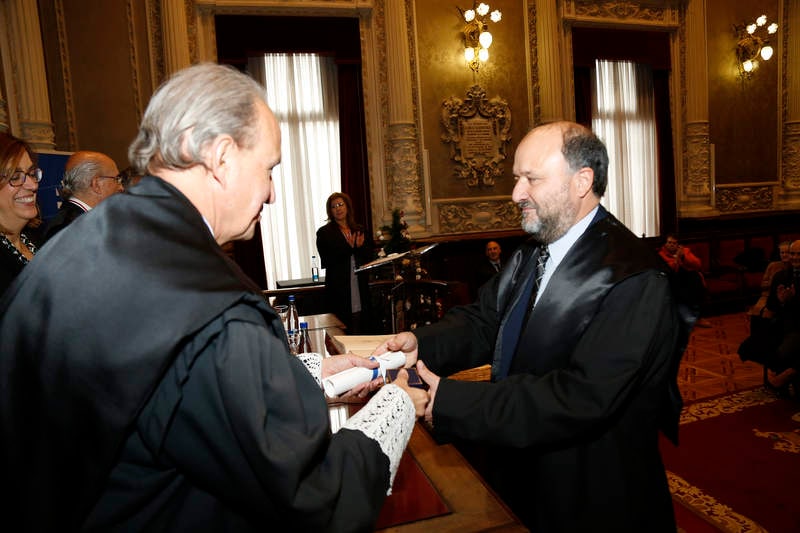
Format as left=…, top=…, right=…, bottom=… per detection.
left=441, top=84, right=511, bottom=188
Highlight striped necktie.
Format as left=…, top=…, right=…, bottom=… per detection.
left=531, top=245, right=550, bottom=306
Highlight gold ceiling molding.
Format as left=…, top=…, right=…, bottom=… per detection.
left=562, top=0, right=681, bottom=28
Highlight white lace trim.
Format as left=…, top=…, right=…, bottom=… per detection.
left=342, top=384, right=415, bottom=494
left=297, top=352, right=323, bottom=387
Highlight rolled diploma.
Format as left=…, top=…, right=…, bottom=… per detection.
left=322, top=351, right=406, bottom=397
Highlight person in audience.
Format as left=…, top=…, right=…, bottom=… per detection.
left=316, top=192, right=375, bottom=333
left=372, top=121, right=683, bottom=531
left=474, top=240, right=503, bottom=292
left=0, top=132, right=42, bottom=296
left=658, top=233, right=708, bottom=328
left=748, top=240, right=792, bottom=318
left=759, top=239, right=800, bottom=392
left=0, top=63, right=427, bottom=531
left=41, top=150, right=122, bottom=242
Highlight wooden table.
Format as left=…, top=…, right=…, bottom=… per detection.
left=310, top=315, right=524, bottom=532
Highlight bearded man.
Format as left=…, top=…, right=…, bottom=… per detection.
left=374, top=121, right=683, bottom=531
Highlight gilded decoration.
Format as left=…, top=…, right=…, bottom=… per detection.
left=563, top=0, right=681, bottom=27
left=783, top=123, right=800, bottom=190
left=441, top=85, right=511, bottom=189
left=437, top=199, right=518, bottom=233
left=685, top=122, right=710, bottom=198
left=715, top=186, right=773, bottom=212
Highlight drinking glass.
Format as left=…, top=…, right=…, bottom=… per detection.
left=273, top=304, right=289, bottom=330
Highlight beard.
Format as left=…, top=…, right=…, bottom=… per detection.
left=519, top=184, right=576, bottom=244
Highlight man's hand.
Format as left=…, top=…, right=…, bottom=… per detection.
left=372, top=332, right=420, bottom=368
left=391, top=368, right=428, bottom=417
left=416, top=361, right=441, bottom=426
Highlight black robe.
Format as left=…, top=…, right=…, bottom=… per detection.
left=414, top=207, right=682, bottom=531
left=315, top=221, right=373, bottom=332
left=0, top=177, right=388, bottom=532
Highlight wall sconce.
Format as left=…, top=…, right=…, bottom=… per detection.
left=458, top=3, right=502, bottom=73
left=735, top=14, right=778, bottom=79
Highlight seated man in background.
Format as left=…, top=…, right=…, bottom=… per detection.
left=0, top=63, right=426, bottom=531
left=473, top=240, right=503, bottom=296
left=659, top=233, right=708, bottom=328
left=749, top=240, right=792, bottom=319
left=742, top=239, right=800, bottom=393
left=42, top=150, right=123, bottom=242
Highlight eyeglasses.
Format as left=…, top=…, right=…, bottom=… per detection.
left=2, top=167, right=43, bottom=187
left=97, top=175, right=124, bottom=185
left=332, top=201, right=345, bottom=208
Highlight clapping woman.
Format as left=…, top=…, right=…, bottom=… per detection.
left=316, top=192, right=374, bottom=333
left=0, top=132, right=42, bottom=296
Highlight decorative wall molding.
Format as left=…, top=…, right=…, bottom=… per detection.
left=125, top=0, right=144, bottom=123
left=714, top=185, right=773, bottom=212
left=387, top=121, right=422, bottom=212
left=147, top=0, right=165, bottom=89
left=781, top=121, right=800, bottom=193
left=684, top=121, right=711, bottom=198
left=527, top=2, right=541, bottom=125
left=434, top=198, right=519, bottom=234
left=562, top=0, right=682, bottom=28
left=54, top=0, right=77, bottom=150
left=441, top=85, right=512, bottom=189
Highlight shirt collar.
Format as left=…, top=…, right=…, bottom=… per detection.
left=68, top=197, right=91, bottom=212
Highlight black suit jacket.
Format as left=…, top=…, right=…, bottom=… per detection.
left=42, top=199, right=87, bottom=243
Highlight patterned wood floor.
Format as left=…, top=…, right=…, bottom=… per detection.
left=678, top=312, right=764, bottom=402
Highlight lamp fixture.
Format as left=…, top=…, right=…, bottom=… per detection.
left=458, top=3, right=502, bottom=73
left=734, top=14, right=778, bottom=79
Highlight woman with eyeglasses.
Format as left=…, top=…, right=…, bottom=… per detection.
left=316, top=192, right=375, bottom=333
left=0, top=132, right=42, bottom=297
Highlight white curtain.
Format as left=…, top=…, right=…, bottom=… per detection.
left=592, top=60, right=660, bottom=238
left=248, top=54, right=341, bottom=289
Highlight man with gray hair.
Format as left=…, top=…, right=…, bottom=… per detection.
left=0, top=63, right=426, bottom=531
left=42, top=150, right=122, bottom=242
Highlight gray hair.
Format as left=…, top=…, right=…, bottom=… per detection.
left=128, top=63, right=267, bottom=175
left=61, top=158, right=103, bottom=200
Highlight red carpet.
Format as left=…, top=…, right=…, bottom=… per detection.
left=661, top=388, right=800, bottom=532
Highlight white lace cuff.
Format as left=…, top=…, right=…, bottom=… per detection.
left=297, top=352, right=323, bottom=388
left=342, top=384, right=415, bottom=494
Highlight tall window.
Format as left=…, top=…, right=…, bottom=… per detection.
left=592, top=60, right=660, bottom=237
left=248, top=53, right=341, bottom=289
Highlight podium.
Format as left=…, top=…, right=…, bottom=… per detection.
left=356, top=245, right=452, bottom=333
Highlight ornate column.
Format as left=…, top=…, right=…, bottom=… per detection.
left=161, top=0, right=192, bottom=76
left=534, top=0, right=567, bottom=123
left=4, top=0, right=54, bottom=149
left=384, top=0, right=423, bottom=231
left=682, top=0, right=714, bottom=215
left=779, top=0, right=800, bottom=207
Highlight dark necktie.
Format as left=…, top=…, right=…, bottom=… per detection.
left=497, top=245, right=549, bottom=379
left=493, top=262, right=500, bottom=272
